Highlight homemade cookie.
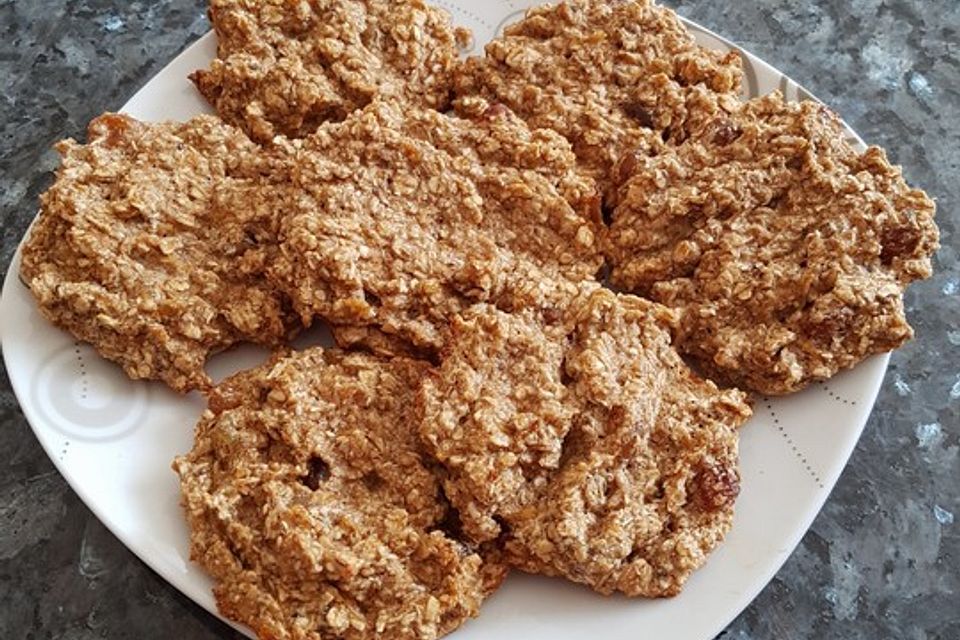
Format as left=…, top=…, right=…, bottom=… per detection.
left=270, top=97, right=603, bottom=356
left=20, top=114, right=296, bottom=393
left=193, top=0, right=470, bottom=141
left=607, top=93, right=940, bottom=395
left=174, top=348, right=507, bottom=640
left=418, top=289, right=752, bottom=596
left=454, top=0, right=743, bottom=202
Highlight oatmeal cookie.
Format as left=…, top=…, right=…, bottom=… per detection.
left=454, top=0, right=743, bottom=202
left=193, top=0, right=471, bottom=142
left=418, top=289, right=752, bottom=596
left=174, top=348, right=507, bottom=640
left=20, top=114, right=296, bottom=393
left=607, top=93, right=940, bottom=395
left=270, top=97, right=603, bottom=356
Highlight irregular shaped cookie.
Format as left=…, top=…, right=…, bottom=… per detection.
left=193, top=0, right=470, bottom=141
left=174, top=348, right=507, bottom=640
left=270, top=98, right=603, bottom=356
left=454, top=0, right=742, bottom=201
left=20, top=114, right=297, bottom=393
left=417, top=299, right=576, bottom=544
left=607, top=93, right=940, bottom=395
left=418, top=289, right=752, bottom=596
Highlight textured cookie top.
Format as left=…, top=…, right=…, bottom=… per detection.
left=270, top=98, right=603, bottom=355
left=20, top=114, right=296, bottom=392
left=607, top=93, right=940, bottom=395
left=174, top=348, right=506, bottom=640
left=454, top=0, right=743, bottom=202
left=193, top=0, right=470, bottom=141
left=418, top=289, right=752, bottom=596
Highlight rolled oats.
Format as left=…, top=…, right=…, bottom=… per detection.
left=194, top=0, right=471, bottom=141
left=174, top=348, right=507, bottom=640
left=270, top=98, right=604, bottom=356
left=418, top=289, right=751, bottom=596
left=607, top=93, right=940, bottom=394
left=20, top=114, right=298, bottom=392
left=454, top=0, right=743, bottom=202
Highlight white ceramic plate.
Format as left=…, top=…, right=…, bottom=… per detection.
left=0, top=3, right=887, bottom=639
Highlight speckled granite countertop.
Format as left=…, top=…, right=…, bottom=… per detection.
left=0, top=1, right=956, bottom=638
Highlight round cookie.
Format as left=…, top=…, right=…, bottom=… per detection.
left=418, top=289, right=752, bottom=596
left=454, top=0, right=743, bottom=202
left=269, top=98, right=603, bottom=357
left=193, top=0, right=471, bottom=141
left=607, top=93, right=939, bottom=395
left=20, top=114, right=297, bottom=393
left=174, top=348, right=506, bottom=640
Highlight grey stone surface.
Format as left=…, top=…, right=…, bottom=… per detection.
left=0, top=0, right=956, bottom=638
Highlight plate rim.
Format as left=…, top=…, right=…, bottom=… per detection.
left=0, top=12, right=889, bottom=640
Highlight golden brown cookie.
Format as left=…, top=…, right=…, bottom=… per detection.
left=193, top=0, right=471, bottom=142
left=418, top=289, right=752, bottom=596
left=269, top=97, right=604, bottom=356
left=454, top=0, right=743, bottom=202
left=174, top=348, right=507, bottom=640
left=607, top=93, right=940, bottom=395
left=20, top=114, right=297, bottom=393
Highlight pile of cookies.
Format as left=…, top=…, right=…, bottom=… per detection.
left=20, top=1, right=938, bottom=638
